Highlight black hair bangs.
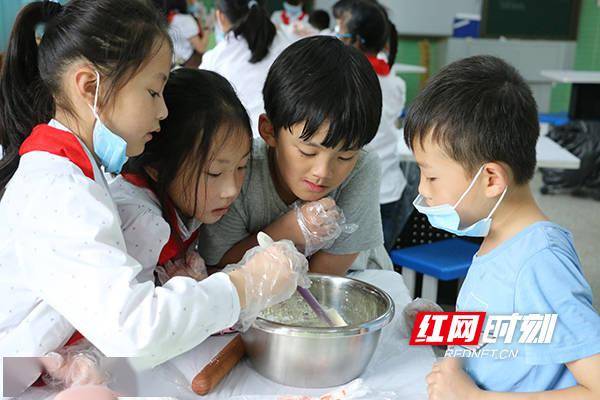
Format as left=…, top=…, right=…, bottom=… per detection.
left=263, top=36, right=382, bottom=151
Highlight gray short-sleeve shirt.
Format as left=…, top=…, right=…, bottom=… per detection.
left=198, top=139, right=393, bottom=271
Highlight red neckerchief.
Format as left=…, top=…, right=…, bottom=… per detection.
left=281, top=10, right=306, bottom=25
left=121, top=172, right=199, bottom=266
left=167, top=10, right=177, bottom=24
left=20, top=124, right=93, bottom=383
left=19, top=124, right=95, bottom=180
left=366, top=54, right=391, bottom=76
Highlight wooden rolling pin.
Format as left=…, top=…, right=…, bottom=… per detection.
left=191, top=334, right=246, bottom=395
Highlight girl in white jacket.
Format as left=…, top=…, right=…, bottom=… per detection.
left=0, top=0, right=308, bottom=394
left=201, top=0, right=290, bottom=137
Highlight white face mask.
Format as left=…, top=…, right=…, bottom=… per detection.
left=413, top=165, right=508, bottom=237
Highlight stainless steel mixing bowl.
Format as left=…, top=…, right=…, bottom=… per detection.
left=241, top=274, right=395, bottom=388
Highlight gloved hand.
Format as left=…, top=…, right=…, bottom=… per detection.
left=156, top=248, right=209, bottom=285
left=402, top=297, right=444, bottom=333
left=225, top=232, right=310, bottom=331
left=39, top=340, right=108, bottom=388
left=294, top=197, right=358, bottom=256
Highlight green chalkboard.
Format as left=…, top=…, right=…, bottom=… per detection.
left=481, top=0, right=581, bottom=40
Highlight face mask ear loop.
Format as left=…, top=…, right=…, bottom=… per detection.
left=453, top=165, right=486, bottom=209
left=90, top=70, right=101, bottom=120
left=485, top=186, right=509, bottom=219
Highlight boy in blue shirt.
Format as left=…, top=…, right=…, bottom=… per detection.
left=404, top=55, right=600, bottom=399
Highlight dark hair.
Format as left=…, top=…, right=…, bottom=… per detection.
left=217, top=0, right=276, bottom=63
left=332, top=0, right=353, bottom=18
left=125, top=68, right=252, bottom=217
left=308, top=9, right=330, bottom=31
left=263, top=36, right=382, bottom=151
left=333, top=0, right=397, bottom=68
left=0, top=0, right=171, bottom=190
left=152, top=0, right=188, bottom=15
left=404, top=55, right=539, bottom=184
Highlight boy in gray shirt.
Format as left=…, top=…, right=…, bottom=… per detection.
left=199, top=36, right=393, bottom=275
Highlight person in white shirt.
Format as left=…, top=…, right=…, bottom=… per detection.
left=335, top=0, right=407, bottom=250
left=271, top=0, right=309, bottom=42
left=0, top=1, right=308, bottom=395
left=153, top=0, right=209, bottom=67
left=201, top=0, right=290, bottom=138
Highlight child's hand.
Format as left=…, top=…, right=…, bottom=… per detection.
left=158, top=250, right=209, bottom=284
left=293, top=198, right=357, bottom=256
left=426, top=357, right=480, bottom=400
left=39, top=342, right=107, bottom=388
left=225, top=232, right=310, bottom=331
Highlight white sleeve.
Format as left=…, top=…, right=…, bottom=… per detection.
left=174, top=14, right=200, bottom=39
left=16, top=171, right=240, bottom=368
left=199, top=47, right=218, bottom=71
left=118, top=204, right=170, bottom=284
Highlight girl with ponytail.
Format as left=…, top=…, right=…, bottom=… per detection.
left=200, top=0, right=291, bottom=137
left=334, top=0, right=408, bottom=250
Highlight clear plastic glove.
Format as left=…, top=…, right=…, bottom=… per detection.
left=294, top=197, right=358, bottom=256
left=54, top=385, right=118, bottom=400
left=39, top=341, right=109, bottom=388
left=156, top=248, right=209, bottom=285
left=402, top=297, right=444, bottom=334
left=225, top=232, right=310, bottom=331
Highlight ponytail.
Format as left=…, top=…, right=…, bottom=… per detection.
left=0, top=2, right=58, bottom=189
left=386, top=18, right=398, bottom=68
left=219, top=0, right=276, bottom=63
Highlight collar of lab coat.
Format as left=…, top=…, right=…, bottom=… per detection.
left=19, top=122, right=95, bottom=180
left=366, top=54, right=391, bottom=76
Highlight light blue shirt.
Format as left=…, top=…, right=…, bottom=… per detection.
left=457, top=221, right=600, bottom=392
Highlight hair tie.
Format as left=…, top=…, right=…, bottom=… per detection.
left=42, top=0, right=63, bottom=23
left=248, top=0, right=258, bottom=9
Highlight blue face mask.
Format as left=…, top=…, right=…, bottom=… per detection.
left=283, top=2, right=303, bottom=17
left=89, top=70, right=128, bottom=174
left=413, top=165, right=508, bottom=237
left=214, top=19, right=225, bottom=43
left=188, top=1, right=200, bottom=16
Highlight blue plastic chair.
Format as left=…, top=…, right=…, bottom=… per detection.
left=390, top=238, right=479, bottom=301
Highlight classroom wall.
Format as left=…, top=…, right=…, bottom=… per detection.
left=549, top=0, right=600, bottom=112
left=0, top=0, right=36, bottom=52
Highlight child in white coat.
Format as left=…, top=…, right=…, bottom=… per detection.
left=201, top=0, right=290, bottom=137
left=0, top=0, right=308, bottom=394
left=336, top=0, right=408, bottom=250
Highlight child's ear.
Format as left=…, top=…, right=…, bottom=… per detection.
left=482, top=162, right=509, bottom=198
left=258, top=114, right=277, bottom=147
left=73, top=65, right=99, bottom=111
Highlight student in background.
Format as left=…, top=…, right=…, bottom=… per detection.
left=199, top=36, right=394, bottom=276
left=153, top=0, right=209, bottom=67
left=336, top=0, right=407, bottom=250
left=201, top=0, right=290, bottom=138
left=332, top=0, right=397, bottom=70
left=271, top=0, right=308, bottom=42
left=308, top=9, right=332, bottom=34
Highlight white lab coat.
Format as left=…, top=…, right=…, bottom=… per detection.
left=366, top=72, right=407, bottom=205
left=270, top=10, right=309, bottom=43
left=108, top=174, right=202, bottom=284
left=200, top=30, right=290, bottom=137
left=0, top=120, right=240, bottom=368
left=169, top=13, right=200, bottom=65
